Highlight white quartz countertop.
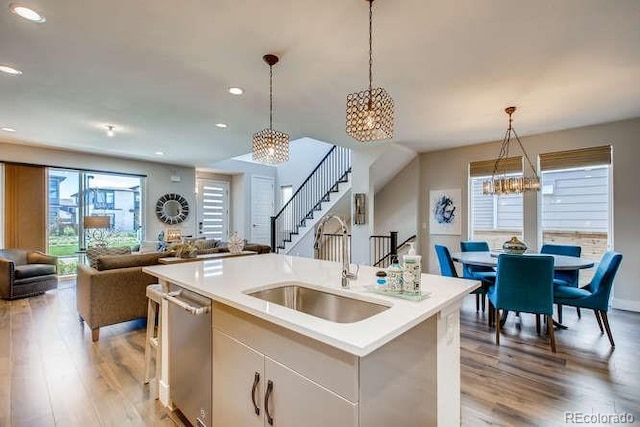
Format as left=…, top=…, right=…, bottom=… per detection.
left=143, top=253, right=480, bottom=357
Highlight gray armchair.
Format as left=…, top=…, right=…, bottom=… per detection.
left=0, top=249, right=58, bottom=299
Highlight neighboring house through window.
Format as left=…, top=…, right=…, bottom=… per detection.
left=48, top=169, right=144, bottom=276
left=540, top=145, right=612, bottom=284
left=469, top=157, right=524, bottom=249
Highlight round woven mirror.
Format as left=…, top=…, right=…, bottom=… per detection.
left=155, top=193, right=189, bottom=224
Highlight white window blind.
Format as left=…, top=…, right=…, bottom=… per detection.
left=470, top=176, right=523, bottom=231
left=541, top=166, right=609, bottom=232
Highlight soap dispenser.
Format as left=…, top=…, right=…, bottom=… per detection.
left=407, top=242, right=416, bottom=256
left=402, top=243, right=422, bottom=296
left=387, top=255, right=404, bottom=294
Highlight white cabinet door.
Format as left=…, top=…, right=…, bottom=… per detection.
left=212, top=330, right=264, bottom=427
left=264, top=357, right=358, bottom=427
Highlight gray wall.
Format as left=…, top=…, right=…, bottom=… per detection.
left=374, top=157, right=420, bottom=246
left=209, top=159, right=277, bottom=240
left=196, top=171, right=232, bottom=183
left=418, top=117, right=640, bottom=311
left=0, top=141, right=196, bottom=241
left=275, top=137, right=333, bottom=208
left=211, top=139, right=332, bottom=243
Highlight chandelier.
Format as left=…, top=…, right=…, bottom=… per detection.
left=252, top=54, right=289, bottom=164
left=346, top=0, right=394, bottom=142
left=482, top=107, right=541, bottom=195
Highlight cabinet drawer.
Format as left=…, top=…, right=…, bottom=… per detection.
left=213, top=302, right=359, bottom=403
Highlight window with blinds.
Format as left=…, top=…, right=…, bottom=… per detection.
left=540, top=146, right=612, bottom=279
left=468, top=157, right=523, bottom=249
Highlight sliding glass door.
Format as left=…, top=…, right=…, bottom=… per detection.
left=47, top=169, right=143, bottom=276
left=48, top=169, right=81, bottom=275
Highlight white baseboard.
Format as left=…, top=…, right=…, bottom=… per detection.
left=159, top=380, right=171, bottom=407
left=612, top=298, right=640, bottom=312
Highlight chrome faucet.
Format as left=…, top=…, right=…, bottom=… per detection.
left=313, top=215, right=359, bottom=288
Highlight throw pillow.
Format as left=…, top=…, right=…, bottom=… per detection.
left=86, top=246, right=131, bottom=269
left=194, top=239, right=220, bottom=250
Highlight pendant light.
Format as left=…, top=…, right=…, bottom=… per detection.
left=252, top=54, right=289, bottom=164
left=482, top=107, right=541, bottom=195
left=346, top=0, right=394, bottom=142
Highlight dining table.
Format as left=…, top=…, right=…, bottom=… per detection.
left=449, top=251, right=595, bottom=271
left=450, top=251, right=595, bottom=328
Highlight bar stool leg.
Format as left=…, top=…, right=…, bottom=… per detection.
left=144, top=298, right=157, bottom=384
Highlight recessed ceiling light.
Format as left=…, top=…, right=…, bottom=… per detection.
left=1, top=127, right=17, bottom=132
left=9, top=3, right=46, bottom=23
left=155, top=151, right=165, bottom=156
left=215, top=123, right=228, bottom=128
left=0, top=65, right=23, bottom=75
left=228, top=87, right=244, bottom=95
left=106, top=125, right=115, bottom=137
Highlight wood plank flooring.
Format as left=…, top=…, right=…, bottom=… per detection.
left=0, top=281, right=638, bottom=426
left=460, top=303, right=640, bottom=426
left=0, top=279, right=180, bottom=427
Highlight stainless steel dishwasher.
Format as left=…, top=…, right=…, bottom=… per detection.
left=165, top=286, right=212, bottom=427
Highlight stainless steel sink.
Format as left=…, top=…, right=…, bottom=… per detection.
left=247, top=283, right=389, bottom=323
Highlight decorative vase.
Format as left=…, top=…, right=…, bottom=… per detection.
left=502, top=236, right=527, bottom=254
left=228, top=232, right=245, bottom=254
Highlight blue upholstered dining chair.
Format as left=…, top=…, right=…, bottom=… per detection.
left=554, top=251, right=622, bottom=347
left=541, top=243, right=582, bottom=322
left=459, top=241, right=496, bottom=312
left=487, top=254, right=557, bottom=352
left=435, top=244, right=487, bottom=312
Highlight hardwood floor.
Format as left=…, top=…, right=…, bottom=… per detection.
left=0, top=281, right=638, bottom=426
left=0, top=280, right=180, bottom=427
left=460, top=302, right=640, bottom=426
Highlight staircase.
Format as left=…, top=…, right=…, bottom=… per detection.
left=271, top=145, right=351, bottom=253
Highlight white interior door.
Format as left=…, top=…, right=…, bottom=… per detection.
left=197, top=179, right=229, bottom=241
left=251, top=176, right=274, bottom=244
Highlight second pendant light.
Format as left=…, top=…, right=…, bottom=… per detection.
left=252, top=54, right=289, bottom=165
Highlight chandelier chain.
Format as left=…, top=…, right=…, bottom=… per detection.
left=368, top=0, right=373, bottom=99
left=484, top=106, right=541, bottom=195
left=492, top=128, right=511, bottom=176
left=269, top=63, right=273, bottom=130
left=512, top=128, right=539, bottom=176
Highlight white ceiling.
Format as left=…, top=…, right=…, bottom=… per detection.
left=1, top=0, right=639, bottom=168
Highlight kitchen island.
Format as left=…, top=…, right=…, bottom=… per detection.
left=144, top=253, right=479, bottom=426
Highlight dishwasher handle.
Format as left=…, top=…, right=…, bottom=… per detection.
left=164, top=291, right=211, bottom=316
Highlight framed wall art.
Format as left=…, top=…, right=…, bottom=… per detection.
left=429, top=189, right=462, bottom=235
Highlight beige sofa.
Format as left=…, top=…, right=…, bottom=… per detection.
left=190, top=238, right=272, bottom=255
left=76, top=251, right=168, bottom=341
